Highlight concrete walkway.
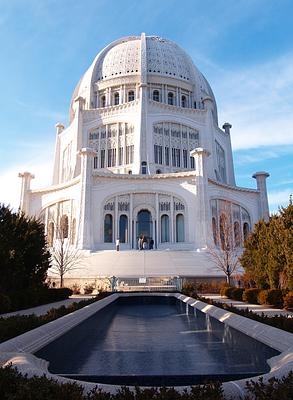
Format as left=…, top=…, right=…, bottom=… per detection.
left=0, top=295, right=94, bottom=318
left=202, top=294, right=293, bottom=317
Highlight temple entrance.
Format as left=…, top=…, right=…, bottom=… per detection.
left=136, top=209, right=153, bottom=248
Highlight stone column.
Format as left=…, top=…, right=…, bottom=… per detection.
left=18, top=172, right=34, bottom=214
left=190, top=147, right=211, bottom=248
left=130, top=193, right=133, bottom=248
left=76, top=147, right=96, bottom=249
left=155, top=193, right=159, bottom=247
left=222, top=122, right=236, bottom=186
left=253, top=171, right=270, bottom=221
left=115, top=196, right=119, bottom=241
left=52, top=122, right=64, bottom=184
left=170, top=195, right=174, bottom=243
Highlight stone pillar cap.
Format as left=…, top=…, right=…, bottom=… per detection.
left=190, top=147, right=211, bottom=157
left=222, top=122, right=232, bottom=129
left=78, top=147, right=97, bottom=156
left=252, top=171, right=270, bottom=179
left=18, top=171, right=35, bottom=178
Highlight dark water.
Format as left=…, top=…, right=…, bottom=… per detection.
left=35, top=296, right=279, bottom=385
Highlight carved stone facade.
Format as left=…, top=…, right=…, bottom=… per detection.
left=19, top=34, right=270, bottom=279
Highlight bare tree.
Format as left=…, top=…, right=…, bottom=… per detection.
left=207, top=207, right=241, bottom=285
left=48, top=215, right=83, bottom=287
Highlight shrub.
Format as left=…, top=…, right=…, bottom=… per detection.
left=258, top=289, right=285, bottom=307
left=230, top=288, right=245, bottom=301
left=266, top=289, right=285, bottom=308
left=71, top=283, right=81, bottom=295
left=0, top=365, right=225, bottom=399
left=283, top=291, right=293, bottom=310
left=182, top=284, right=197, bottom=298
left=220, top=286, right=236, bottom=298
left=84, top=284, right=95, bottom=295
left=245, top=372, right=293, bottom=399
left=8, top=288, right=73, bottom=312
left=0, top=293, right=11, bottom=313
left=242, top=288, right=261, bottom=304
left=257, top=290, right=269, bottom=305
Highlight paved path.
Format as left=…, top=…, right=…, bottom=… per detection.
left=202, top=294, right=293, bottom=317
left=0, top=295, right=94, bottom=318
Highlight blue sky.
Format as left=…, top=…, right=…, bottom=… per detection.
left=0, top=0, right=292, bottom=213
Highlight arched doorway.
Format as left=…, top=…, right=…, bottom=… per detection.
left=136, top=210, right=153, bottom=246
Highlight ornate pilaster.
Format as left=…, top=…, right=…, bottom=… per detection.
left=138, top=32, right=148, bottom=173
left=253, top=171, right=270, bottom=221
left=190, top=148, right=211, bottom=248
left=76, top=147, right=96, bottom=249
left=18, top=172, right=34, bottom=214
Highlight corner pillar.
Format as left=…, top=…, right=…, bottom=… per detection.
left=253, top=171, right=270, bottom=221
left=76, top=147, right=96, bottom=249
left=190, top=147, right=211, bottom=248
left=18, top=172, right=35, bottom=214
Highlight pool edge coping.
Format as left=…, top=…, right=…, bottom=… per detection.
left=0, top=292, right=293, bottom=399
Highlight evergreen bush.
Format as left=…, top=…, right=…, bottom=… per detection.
left=230, top=288, right=244, bottom=301
left=219, top=286, right=233, bottom=297
left=0, top=293, right=11, bottom=313
left=258, top=289, right=285, bottom=307
left=242, top=288, right=261, bottom=304
left=283, top=291, right=293, bottom=310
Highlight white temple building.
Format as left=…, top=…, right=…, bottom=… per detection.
left=19, top=34, right=270, bottom=285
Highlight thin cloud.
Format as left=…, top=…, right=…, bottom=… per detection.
left=211, top=53, right=293, bottom=150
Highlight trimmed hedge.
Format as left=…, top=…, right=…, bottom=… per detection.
left=0, top=365, right=225, bottom=400
left=242, top=288, right=261, bottom=304
left=230, top=288, right=245, bottom=301
left=0, top=294, right=11, bottom=314
left=0, top=365, right=292, bottom=399
left=0, top=292, right=111, bottom=343
left=5, top=288, right=73, bottom=313
left=220, top=286, right=234, bottom=298
left=200, top=297, right=293, bottom=334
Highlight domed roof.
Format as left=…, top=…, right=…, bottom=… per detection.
left=69, top=34, right=216, bottom=121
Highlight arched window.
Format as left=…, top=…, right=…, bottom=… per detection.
left=190, top=156, right=195, bottom=169
left=156, top=169, right=161, bottom=174
left=141, top=161, right=147, bottom=175
left=176, top=214, right=184, bottom=242
left=119, top=215, right=128, bottom=243
left=47, top=222, right=54, bottom=247
left=243, top=222, right=250, bottom=241
left=71, top=218, right=76, bottom=245
left=153, top=90, right=160, bottom=102
left=181, top=95, right=187, bottom=108
left=234, top=221, right=241, bottom=247
left=114, top=92, right=119, bottom=105
left=128, top=90, right=135, bottom=102
left=104, top=214, right=113, bottom=243
left=128, top=170, right=132, bottom=175
left=212, top=217, right=218, bottom=246
left=101, top=95, right=106, bottom=107
left=161, top=214, right=170, bottom=243
left=168, top=92, right=174, bottom=105
left=60, top=215, right=69, bottom=239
